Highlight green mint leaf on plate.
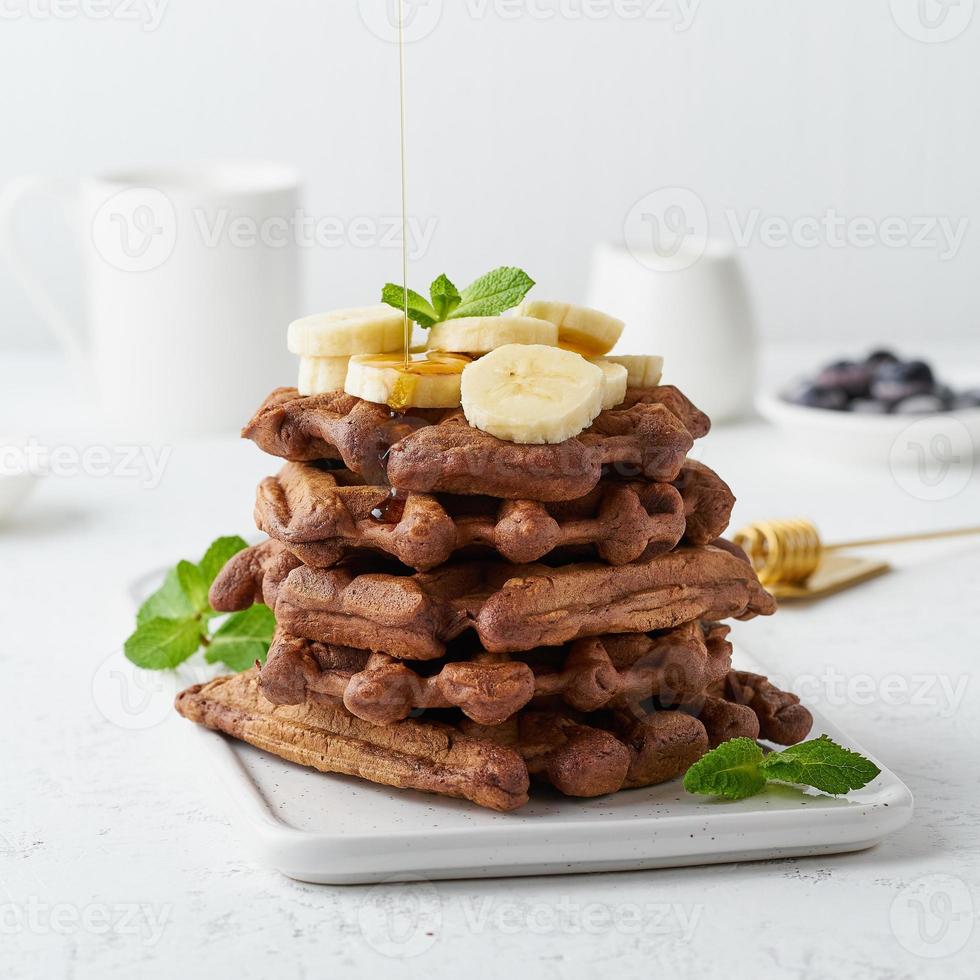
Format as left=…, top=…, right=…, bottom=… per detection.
left=124, top=617, right=204, bottom=670
left=205, top=605, right=277, bottom=672
left=429, top=274, right=461, bottom=321
left=760, top=735, right=881, bottom=795
left=683, top=737, right=766, bottom=800
left=176, top=560, right=210, bottom=615
left=381, top=283, right=437, bottom=328
left=198, top=535, right=248, bottom=588
left=450, top=266, right=535, bottom=319
left=136, top=567, right=196, bottom=626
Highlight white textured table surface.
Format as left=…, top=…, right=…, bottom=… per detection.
left=2, top=349, right=979, bottom=979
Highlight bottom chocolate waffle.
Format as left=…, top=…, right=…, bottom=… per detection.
left=175, top=668, right=812, bottom=812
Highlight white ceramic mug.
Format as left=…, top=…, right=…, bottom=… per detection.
left=0, top=162, right=301, bottom=436
left=588, top=241, right=757, bottom=422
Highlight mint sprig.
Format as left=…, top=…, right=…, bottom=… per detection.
left=683, top=735, right=881, bottom=801
left=124, top=536, right=276, bottom=672
left=382, top=266, right=534, bottom=328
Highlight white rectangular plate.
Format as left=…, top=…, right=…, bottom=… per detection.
left=188, top=648, right=913, bottom=884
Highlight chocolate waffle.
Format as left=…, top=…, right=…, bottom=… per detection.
left=260, top=620, right=733, bottom=725
left=211, top=540, right=777, bottom=659
left=254, top=460, right=734, bottom=571
left=243, top=385, right=705, bottom=500
left=175, top=666, right=810, bottom=810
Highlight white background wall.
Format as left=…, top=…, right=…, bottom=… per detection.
left=1, top=0, right=978, bottom=351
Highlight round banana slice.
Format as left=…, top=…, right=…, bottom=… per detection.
left=345, top=353, right=467, bottom=410
left=287, top=304, right=408, bottom=357
left=297, top=355, right=350, bottom=395
left=426, top=316, right=557, bottom=355
left=460, top=344, right=604, bottom=444
left=602, top=354, right=664, bottom=389
left=518, top=300, right=624, bottom=357
left=591, top=359, right=629, bottom=410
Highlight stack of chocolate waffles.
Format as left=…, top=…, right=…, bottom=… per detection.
left=176, top=303, right=812, bottom=812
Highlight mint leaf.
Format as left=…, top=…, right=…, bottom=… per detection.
left=760, top=735, right=881, bottom=795
left=124, top=617, right=204, bottom=669
left=176, top=560, right=209, bottom=615
left=136, top=567, right=195, bottom=626
left=429, top=274, right=461, bottom=321
left=381, top=284, right=437, bottom=328
left=450, top=266, right=535, bottom=319
left=683, top=737, right=766, bottom=800
left=198, top=535, right=248, bottom=587
left=205, top=605, right=276, bottom=672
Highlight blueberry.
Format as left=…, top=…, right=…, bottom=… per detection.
left=816, top=360, right=873, bottom=397
left=951, top=389, right=980, bottom=410
left=893, top=394, right=946, bottom=415
left=789, top=383, right=850, bottom=411
left=866, top=349, right=899, bottom=368
left=848, top=398, right=889, bottom=414
left=871, top=359, right=935, bottom=403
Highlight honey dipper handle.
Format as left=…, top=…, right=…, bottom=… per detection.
left=826, top=525, right=980, bottom=551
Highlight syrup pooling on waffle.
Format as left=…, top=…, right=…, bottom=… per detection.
left=259, top=621, right=734, bottom=726
left=254, top=459, right=735, bottom=571
left=211, top=540, right=777, bottom=660
left=242, top=385, right=706, bottom=500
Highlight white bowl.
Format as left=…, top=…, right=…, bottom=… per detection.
left=757, top=389, right=980, bottom=467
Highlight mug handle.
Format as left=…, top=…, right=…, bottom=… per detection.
left=0, top=175, right=87, bottom=368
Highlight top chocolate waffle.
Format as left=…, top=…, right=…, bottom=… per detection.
left=211, top=539, right=776, bottom=660
left=242, top=385, right=709, bottom=501
left=253, top=457, right=735, bottom=571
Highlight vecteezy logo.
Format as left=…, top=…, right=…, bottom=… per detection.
left=890, top=0, right=975, bottom=43
left=623, top=187, right=709, bottom=272
left=890, top=874, right=975, bottom=958
left=358, top=0, right=443, bottom=43
left=91, top=188, right=177, bottom=272
left=889, top=416, right=974, bottom=501
left=91, top=648, right=180, bottom=730
left=357, top=875, right=441, bottom=958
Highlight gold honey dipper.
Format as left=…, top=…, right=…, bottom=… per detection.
left=732, top=518, right=980, bottom=599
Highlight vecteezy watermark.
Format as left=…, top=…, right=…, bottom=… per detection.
left=726, top=208, right=969, bottom=261
left=0, top=898, right=172, bottom=946
left=776, top=667, right=971, bottom=718
left=890, top=874, right=975, bottom=958
left=0, top=0, right=168, bottom=30
left=359, top=0, right=444, bottom=42
left=463, top=0, right=701, bottom=29
left=890, top=0, right=975, bottom=43
left=889, top=416, right=975, bottom=502
left=624, top=187, right=710, bottom=272
left=92, top=648, right=194, bottom=730
left=0, top=439, right=171, bottom=489
left=459, top=896, right=703, bottom=938
left=91, top=188, right=439, bottom=273
left=357, top=876, right=442, bottom=958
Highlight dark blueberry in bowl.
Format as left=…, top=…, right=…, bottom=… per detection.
left=787, top=383, right=850, bottom=411
left=816, top=360, right=873, bottom=397
left=871, top=359, right=935, bottom=403
left=865, top=349, right=900, bottom=368
left=893, top=394, right=947, bottom=415
left=951, top=389, right=980, bottom=410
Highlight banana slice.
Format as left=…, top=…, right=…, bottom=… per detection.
left=461, top=344, right=604, bottom=444
left=591, top=359, right=629, bottom=410
left=518, top=300, right=624, bottom=357
left=287, top=304, right=408, bottom=357
left=603, top=355, right=664, bottom=389
left=297, top=355, right=350, bottom=395
left=426, top=316, right=557, bottom=355
left=345, top=353, right=467, bottom=410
